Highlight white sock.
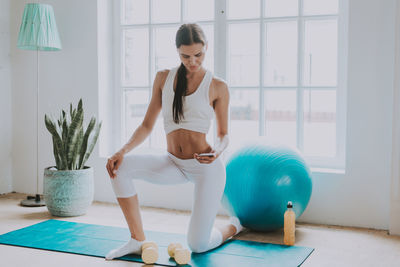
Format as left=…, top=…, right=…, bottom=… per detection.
left=105, top=237, right=144, bottom=260
left=229, top=216, right=243, bottom=235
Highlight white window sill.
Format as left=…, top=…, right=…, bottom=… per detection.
left=310, top=167, right=345, bottom=175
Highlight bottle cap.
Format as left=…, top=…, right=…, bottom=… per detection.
left=287, top=201, right=293, bottom=208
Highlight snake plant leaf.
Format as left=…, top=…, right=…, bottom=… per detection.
left=66, top=101, right=83, bottom=164
left=70, top=99, right=82, bottom=123
left=78, top=117, right=96, bottom=169
left=62, top=115, right=68, bottom=153
left=80, top=121, right=102, bottom=169
left=52, top=135, right=61, bottom=169
left=45, top=114, right=67, bottom=169
left=77, top=98, right=83, bottom=112
left=57, top=111, right=61, bottom=127
left=67, top=114, right=83, bottom=169
left=67, top=126, right=79, bottom=169
left=71, top=126, right=84, bottom=170
left=70, top=103, right=73, bottom=120
left=59, top=111, right=65, bottom=133
left=51, top=115, right=67, bottom=170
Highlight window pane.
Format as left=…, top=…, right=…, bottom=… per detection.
left=185, top=0, right=214, bottom=21
left=122, top=0, right=149, bottom=25
left=199, top=24, right=214, bottom=72
left=152, top=0, right=181, bottom=23
left=265, top=0, right=298, bottom=17
left=229, top=89, right=259, bottom=151
left=303, top=0, right=338, bottom=15
left=265, top=90, right=297, bottom=148
left=123, top=28, right=149, bottom=86
left=303, top=20, right=337, bottom=86
left=303, top=89, right=336, bottom=157
left=154, top=27, right=180, bottom=71
left=124, top=90, right=150, bottom=148
left=265, top=21, right=297, bottom=86
left=228, top=23, right=260, bottom=86
left=227, top=0, right=260, bottom=19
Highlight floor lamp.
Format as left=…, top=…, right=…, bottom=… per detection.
left=17, top=3, right=62, bottom=207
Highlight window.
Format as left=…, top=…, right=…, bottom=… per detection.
left=115, top=0, right=347, bottom=168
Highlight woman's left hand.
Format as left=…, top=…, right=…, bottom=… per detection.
left=194, top=150, right=219, bottom=164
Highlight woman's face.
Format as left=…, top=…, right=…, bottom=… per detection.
left=177, top=43, right=207, bottom=73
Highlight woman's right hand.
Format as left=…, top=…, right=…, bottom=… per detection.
left=106, top=151, right=124, bottom=179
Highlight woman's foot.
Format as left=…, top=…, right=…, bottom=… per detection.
left=229, top=216, right=243, bottom=236
left=105, top=237, right=144, bottom=260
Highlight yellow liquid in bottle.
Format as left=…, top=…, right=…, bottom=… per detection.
left=284, top=204, right=296, bottom=246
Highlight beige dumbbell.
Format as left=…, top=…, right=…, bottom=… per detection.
left=167, top=243, right=191, bottom=265
left=141, top=242, right=158, bottom=264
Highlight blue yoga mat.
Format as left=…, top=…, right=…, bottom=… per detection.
left=0, top=220, right=313, bottom=267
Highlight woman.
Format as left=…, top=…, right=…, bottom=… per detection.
left=105, top=23, right=243, bottom=260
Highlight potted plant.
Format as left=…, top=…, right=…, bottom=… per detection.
left=43, top=99, right=102, bottom=217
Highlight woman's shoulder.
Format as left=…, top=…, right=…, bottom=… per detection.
left=155, top=68, right=171, bottom=85
left=211, top=76, right=228, bottom=90
left=155, top=68, right=178, bottom=91
left=156, top=68, right=170, bottom=77
left=156, top=66, right=179, bottom=80
left=210, top=76, right=229, bottom=100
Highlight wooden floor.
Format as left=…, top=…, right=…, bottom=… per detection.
left=1, top=193, right=400, bottom=267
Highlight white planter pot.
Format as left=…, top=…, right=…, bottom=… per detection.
left=43, top=166, right=94, bottom=217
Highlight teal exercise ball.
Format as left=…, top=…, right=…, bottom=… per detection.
left=222, top=145, right=313, bottom=231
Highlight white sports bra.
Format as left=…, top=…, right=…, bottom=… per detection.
left=161, top=66, right=214, bottom=135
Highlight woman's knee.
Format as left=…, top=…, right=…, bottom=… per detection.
left=187, top=235, right=209, bottom=253
left=110, top=162, right=137, bottom=197
left=110, top=176, right=137, bottom=198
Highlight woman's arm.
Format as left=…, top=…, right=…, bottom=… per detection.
left=117, top=70, right=167, bottom=155
left=195, top=79, right=230, bottom=163
left=212, top=80, right=230, bottom=156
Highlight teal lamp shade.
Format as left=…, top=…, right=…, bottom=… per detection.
left=17, top=3, right=62, bottom=51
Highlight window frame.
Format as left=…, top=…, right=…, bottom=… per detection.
left=113, top=0, right=348, bottom=169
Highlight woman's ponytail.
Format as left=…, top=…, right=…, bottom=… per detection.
left=173, top=63, right=187, bottom=123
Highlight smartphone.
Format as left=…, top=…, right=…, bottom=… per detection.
left=198, top=152, right=216, bottom=157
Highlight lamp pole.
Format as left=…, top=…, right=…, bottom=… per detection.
left=20, top=47, right=45, bottom=207
left=35, top=47, right=42, bottom=203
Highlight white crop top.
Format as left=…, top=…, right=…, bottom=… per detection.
left=162, top=66, right=214, bottom=135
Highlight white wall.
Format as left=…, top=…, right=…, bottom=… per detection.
left=389, top=0, right=400, bottom=235
left=10, top=0, right=399, bottom=231
left=0, top=0, right=12, bottom=194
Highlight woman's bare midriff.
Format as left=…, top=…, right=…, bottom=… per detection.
left=167, top=129, right=212, bottom=159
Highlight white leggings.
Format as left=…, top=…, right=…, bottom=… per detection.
left=109, top=151, right=226, bottom=253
